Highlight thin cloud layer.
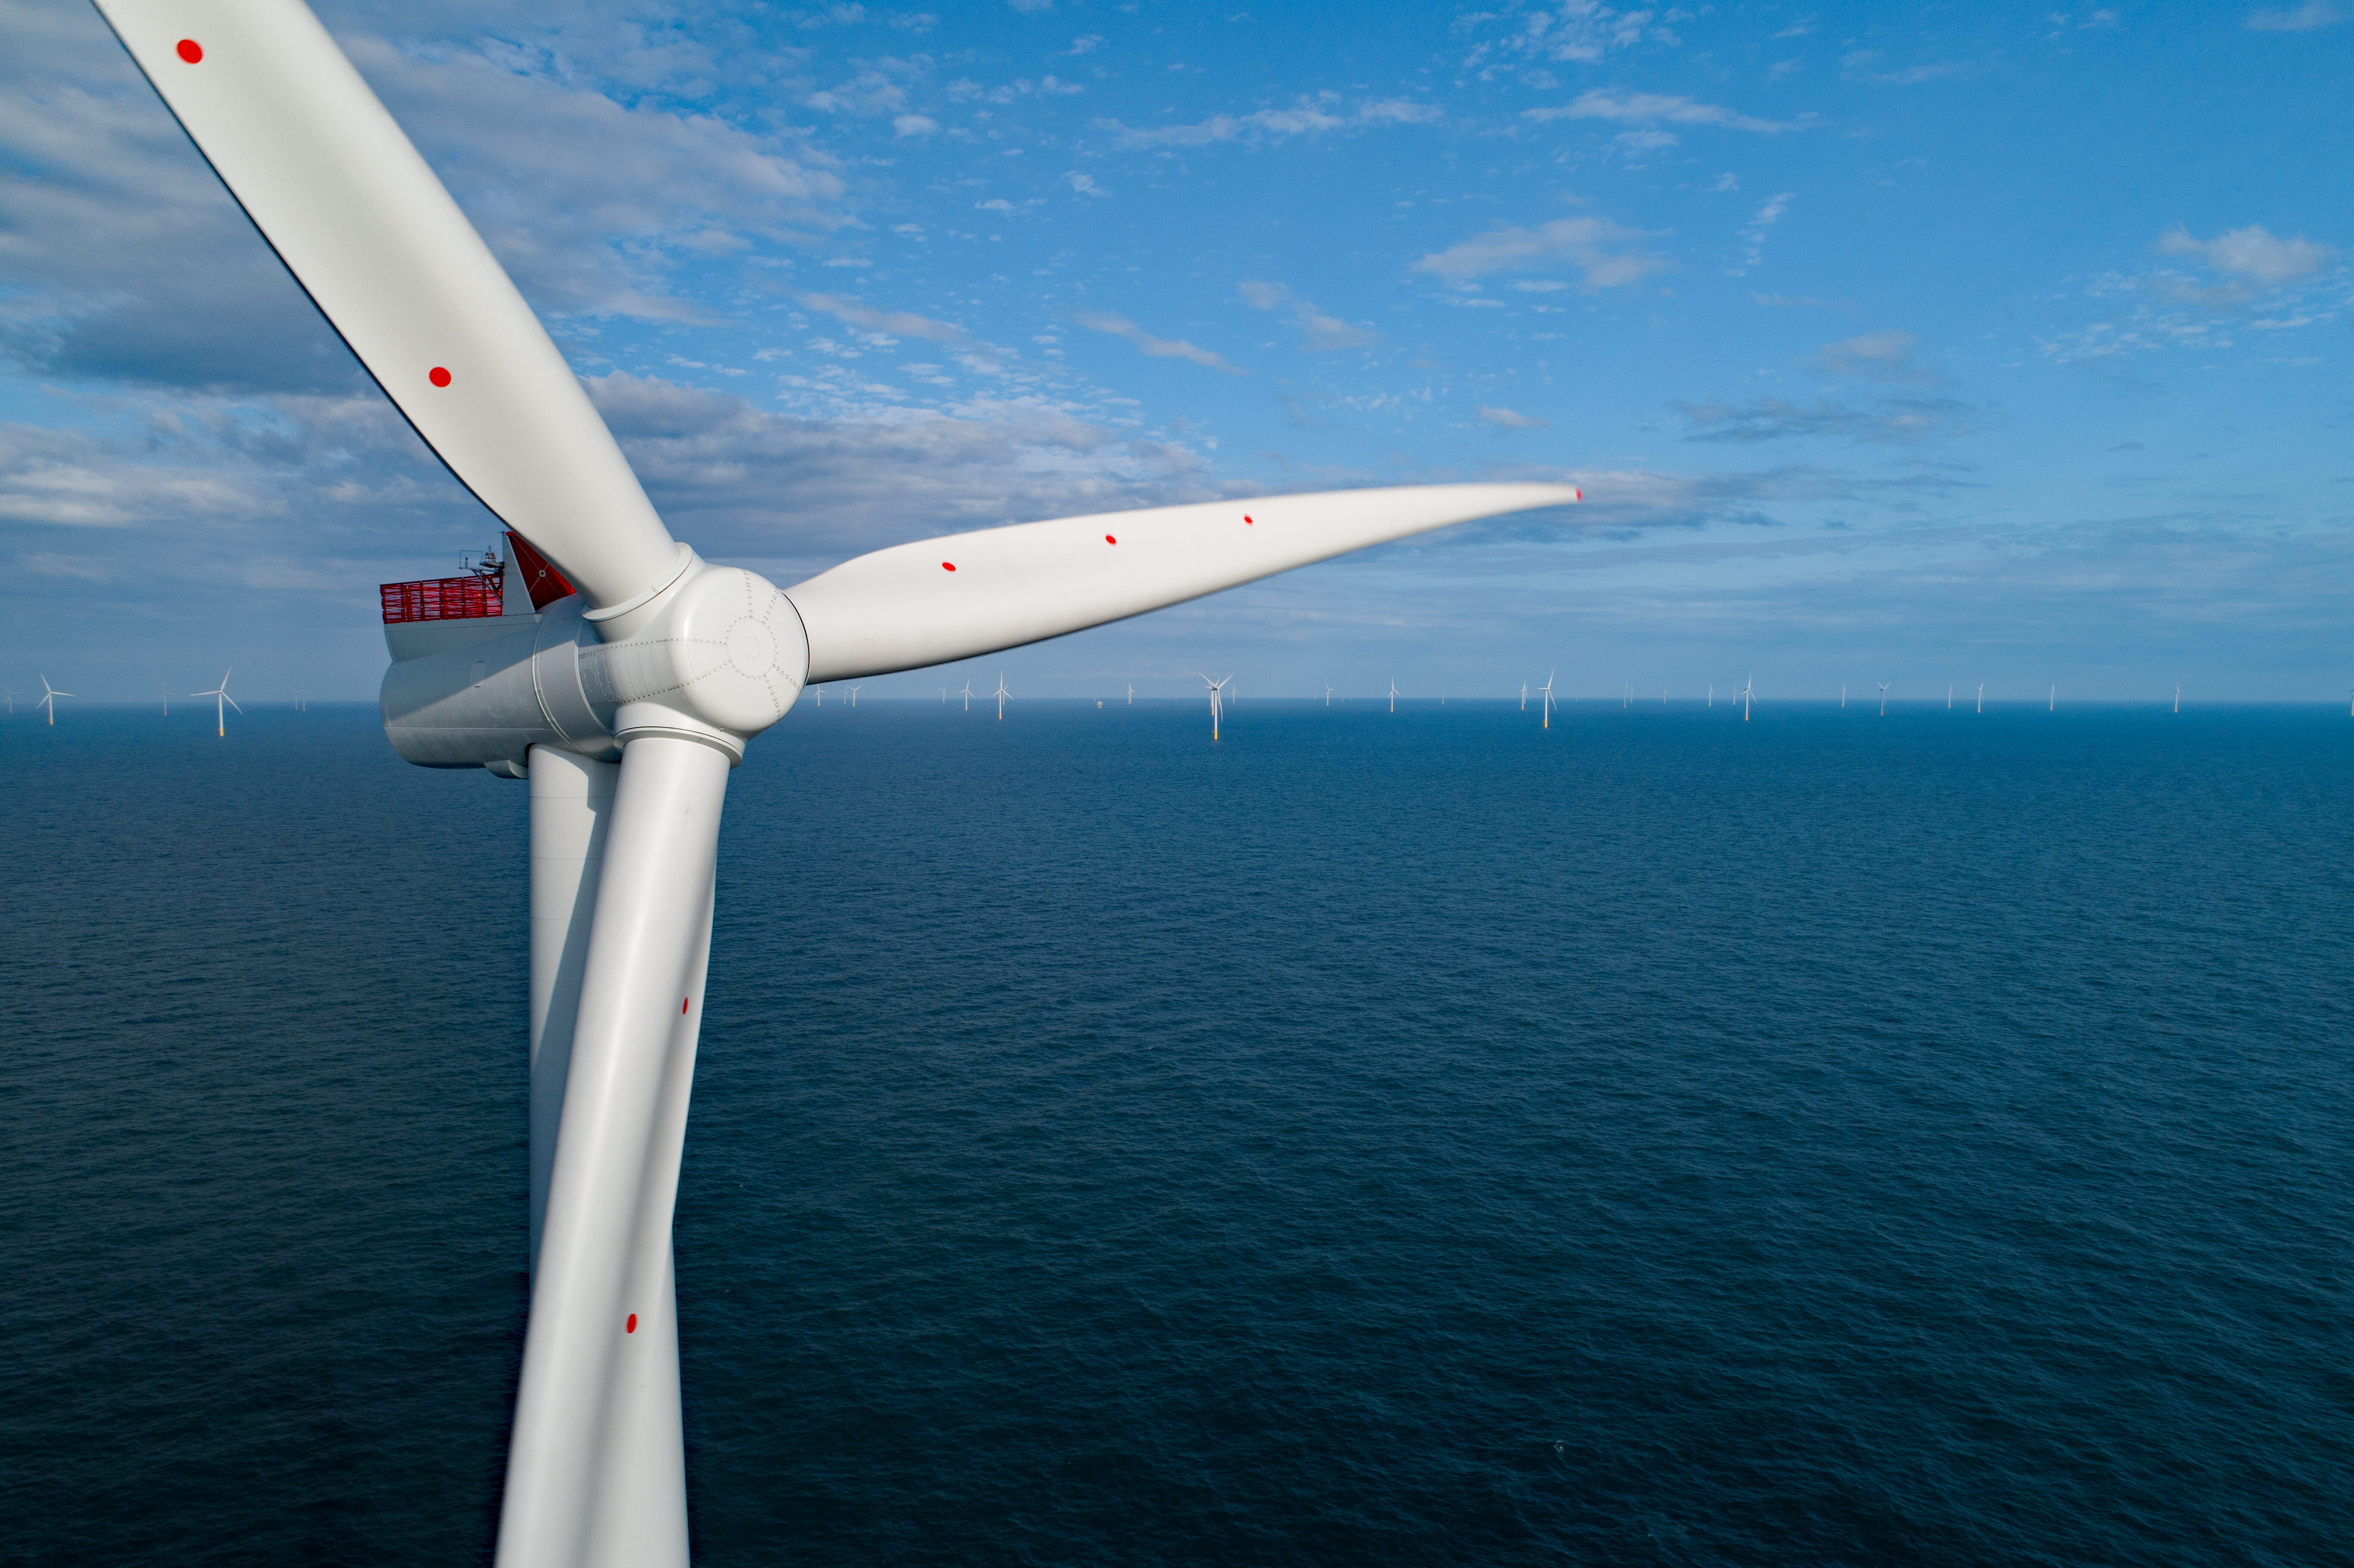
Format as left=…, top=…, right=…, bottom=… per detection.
left=1070, top=313, right=1243, bottom=373
left=1414, top=215, right=1668, bottom=289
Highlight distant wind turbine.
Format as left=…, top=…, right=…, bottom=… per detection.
left=1707, top=684, right=1713, bottom=709
left=1519, top=681, right=1528, bottom=711
left=1877, top=681, right=1889, bottom=717
left=161, top=681, right=171, bottom=716
left=959, top=680, right=973, bottom=712
left=940, top=687, right=947, bottom=704
left=1388, top=680, right=1399, bottom=714
left=992, top=672, right=1010, bottom=720
left=1741, top=674, right=1753, bottom=722
left=193, top=668, right=241, bottom=737
left=2174, top=684, right=2180, bottom=714
left=812, top=685, right=822, bottom=707
left=848, top=685, right=860, bottom=708
left=1539, top=670, right=1556, bottom=730
left=1324, top=685, right=1333, bottom=707
left=1947, top=685, right=1953, bottom=710
left=38, top=675, right=72, bottom=726
left=1127, top=684, right=1134, bottom=705
left=1977, top=682, right=1984, bottom=714
left=1, top=684, right=16, bottom=716
left=1841, top=684, right=1846, bottom=709
left=293, top=687, right=307, bottom=713
left=2049, top=684, right=2056, bottom=712
left=1200, top=673, right=1232, bottom=740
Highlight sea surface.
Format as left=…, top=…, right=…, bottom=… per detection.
left=3, top=698, right=2349, bottom=1566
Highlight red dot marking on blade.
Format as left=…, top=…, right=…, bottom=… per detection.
left=177, top=39, right=202, bottom=63
left=682, top=997, right=690, bottom=1014
left=942, top=561, right=956, bottom=571
left=428, top=367, right=451, bottom=388
left=1105, top=535, right=1117, bottom=545
left=1243, top=515, right=1254, bottom=525
left=626, top=1314, right=637, bottom=1334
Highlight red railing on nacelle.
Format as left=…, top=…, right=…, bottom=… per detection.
left=381, top=576, right=502, bottom=624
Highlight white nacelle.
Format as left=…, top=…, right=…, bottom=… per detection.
left=381, top=557, right=809, bottom=772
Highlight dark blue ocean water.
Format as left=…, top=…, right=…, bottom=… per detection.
left=3, top=699, right=2350, bottom=1566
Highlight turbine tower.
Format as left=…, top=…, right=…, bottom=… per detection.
left=993, top=672, right=1011, bottom=720
left=1741, top=674, right=1753, bottom=722
left=2, top=685, right=16, bottom=716
left=1126, top=684, right=1134, bottom=705
left=1877, top=681, right=1889, bottom=717
left=1519, top=681, right=1527, bottom=711
left=1200, top=673, right=1231, bottom=740
left=161, top=681, right=171, bottom=716
left=959, top=680, right=974, bottom=712
left=1539, top=670, right=1556, bottom=730
left=1325, top=685, right=1333, bottom=707
left=1388, top=680, right=1400, bottom=714
left=1977, top=682, right=1984, bottom=714
left=295, top=687, right=308, bottom=712
left=847, top=685, right=860, bottom=708
left=88, top=4, right=1586, bottom=1562
left=193, top=668, right=242, bottom=736
left=37, top=675, right=70, bottom=726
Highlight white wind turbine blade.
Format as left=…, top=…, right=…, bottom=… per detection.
left=93, top=0, right=680, bottom=610
left=788, top=482, right=1580, bottom=682
left=501, top=737, right=725, bottom=1568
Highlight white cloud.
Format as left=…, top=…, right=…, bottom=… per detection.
left=797, top=294, right=968, bottom=344
left=1096, top=96, right=1438, bottom=149
left=2156, top=224, right=2332, bottom=285
left=892, top=114, right=938, bottom=137
left=1525, top=89, right=1798, bottom=134
left=1413, top=215, right=1668, bottom=289
left=1237, top=281, right=1380, bottom=350
left=1070, top=312, right=1244, bottom=373
left=1815, top=331, right=1940, bottom=384
left=1065, top=170, right=1107, bottom=196
left=1735, top=192, right=1795, bottom=272
left=2245, top=2, right=2342, bottom=29
left=1461, top=1, right=1676, bottom=69
left=1478, top=406, right=1547, bottom=429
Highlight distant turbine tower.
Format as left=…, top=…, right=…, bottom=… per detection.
left=940, top=687, right=947, bottom=703
left=1127, top=684, right=1135, bottom=705
left=1841, top=684, right=1846, bottom=709
left=1, top=684, right=16, bottom=716
left=1877, top=681, right=1889, bottom=717
left=2049, top=684, right=2055, bottom=712
left=38, top=676, right=71, bottom=725
left=161, top=681, right=171, bottom=716
left=1388, top=680, right=1399, bottom=714
left=1707, top=683, right=1713, bottom=709
left=2174, top=684, right=2180, bottom=714
left=1741, top=674, right=1753, bottom=722
left=1324, top=685, right=1333, bottom=707
left=1947, top=685, right=1953, bottom=710
left=958, top=680, right=973, bottom=712
left=992, top=672, right=1010, bottom=720
left=848, top=685, right=860, bottom=708
left=1622, top=682, right=1629, bottom=709
left=1519, top=681, right=1528, bottom=711
left=1977, top=682, right=1984, bottom=714
left=1539, top=670, right=1557, bottom=730
left=192, top=668, right=241, bottom=737
left=1200, top=673, right=1232, bottom=740
left=812, top=685, right=822, bottom=707
left=293, top=687, right=307, bottom=713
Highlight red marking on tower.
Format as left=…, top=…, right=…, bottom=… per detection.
left=176, top=39, right=202, bottom=63
left=1105, top=535, right=1117, bottom=545
left=626, top=1314, right=637, bottom=1334
left=428, top=366, right=451, bottom=388
left=941, top=562, right=956, bottom=571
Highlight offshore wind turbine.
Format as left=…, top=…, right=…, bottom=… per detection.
left=958, top=680, right=974, bottom=712
left=993, top=672, right=1011, bottom=720
left=1877, top=681, right=1889, bottom=717
left=1389, top=680, right=1400, bottom=713
left=193, top=669, right=242, bottom=736
left=847, top=685, right=860, bottom=708
left=1127, top=684, right=1134, bottom=705
left=2175, top=684, right=2181, bottom=714
left=1539, top=670, right=1556, bottom=730
left=161, top=681, right=171, bottom=716
left=87, top=4, right=1585, bottom=1562
left=1741, top=674, right=1753, bottom=722
left=2, top=684, right=16, bottom=716
left=1947, top=685, right=1953, bottom=710
left=38, top=675, right=72, bottom=726
left=295, top=687, right=308, bottom=712
left=2050, top=684, right=2056, bottom=712
left=1200, top=673, right=1231, bottom=740
left=1977, top=682, right=1984, bottom=714
left=1324, top=685, right=1332, bottom=707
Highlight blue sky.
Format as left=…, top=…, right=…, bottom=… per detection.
left=2, top=0, right=2348, bottom=703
